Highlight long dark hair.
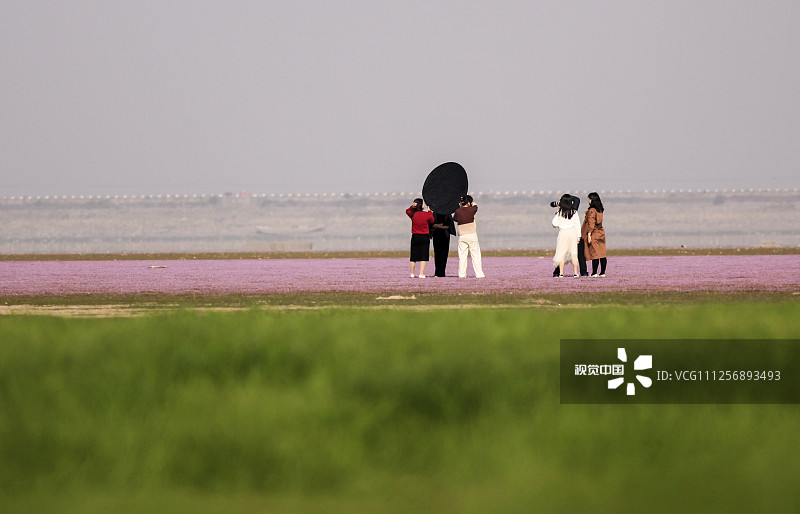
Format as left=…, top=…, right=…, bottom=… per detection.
left=557, top=196, right=575, bottom=219
left=411, top=197, right=424, bottom=213
left=588, top=192, right=604, bottom=213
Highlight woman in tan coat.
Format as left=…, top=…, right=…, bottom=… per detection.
left=581, top=192, right=607, bottom=276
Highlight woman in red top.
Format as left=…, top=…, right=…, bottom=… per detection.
left=406, top=198, right=435, bottom=278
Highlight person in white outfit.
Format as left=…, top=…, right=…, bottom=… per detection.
left=453, top=195, right=485, bottom=278
left=552, top=195, right=581, bottom=277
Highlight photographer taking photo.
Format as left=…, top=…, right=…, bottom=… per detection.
left=550, top=194, right=588, bottom=277
left=452, top=195, right=485, bottom=278
left=406, top=198, right=435, bottom=278
left=551, top=194, right=582, bottom=278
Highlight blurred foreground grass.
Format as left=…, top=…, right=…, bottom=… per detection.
left=1, top=302, right=799, bottom=513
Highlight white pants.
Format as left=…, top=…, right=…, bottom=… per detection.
left=458, top=233, right=485, bottom=278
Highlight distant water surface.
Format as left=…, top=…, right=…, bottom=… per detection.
left=1, top=190, right=797, bottom=253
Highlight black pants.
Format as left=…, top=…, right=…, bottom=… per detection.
left=592, top=258, right=607, bottom=275
left=432, top=231, right=450, bottom=277
left=578, top=238, right=588, bottom=276
left=554, top=238, right=589, bottom=276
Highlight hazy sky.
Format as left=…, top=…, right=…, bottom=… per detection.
left=2, top=1, right=799, bottom=196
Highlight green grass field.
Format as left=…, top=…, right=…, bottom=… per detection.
left=1, top=302, right=799, bottom=513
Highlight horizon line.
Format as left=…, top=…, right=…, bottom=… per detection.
left=1, top=187, right=798, bottom=202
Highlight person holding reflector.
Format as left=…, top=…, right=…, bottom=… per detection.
left=421, top=162, right=469, bottom=277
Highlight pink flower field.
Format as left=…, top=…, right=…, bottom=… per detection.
left=2, top=255, right=799, bottom=297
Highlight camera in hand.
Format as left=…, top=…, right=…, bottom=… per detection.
left=550, top=194, right=580, bottom=211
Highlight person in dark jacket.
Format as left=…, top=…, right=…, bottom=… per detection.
left=431, top=212, right=456, bottom=277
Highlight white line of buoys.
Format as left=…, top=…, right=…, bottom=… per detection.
left=1, top=187, right=795, bottom=202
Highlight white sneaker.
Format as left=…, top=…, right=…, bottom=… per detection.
left=573, top=274, right=579, bottom=278
left=410, top=273, right=415, bottom=278
left=591, top=274, right=599, bottom=277
left=599, top=274, right=605, bottom=277
left=418, top=274, right=426, bottom=278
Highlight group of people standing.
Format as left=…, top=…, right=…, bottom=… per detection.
left=405, top=196, right=484, bottom=278
left=551, top=192, right=607, bottom=277
left=406, top=192, right=607, bottom=279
